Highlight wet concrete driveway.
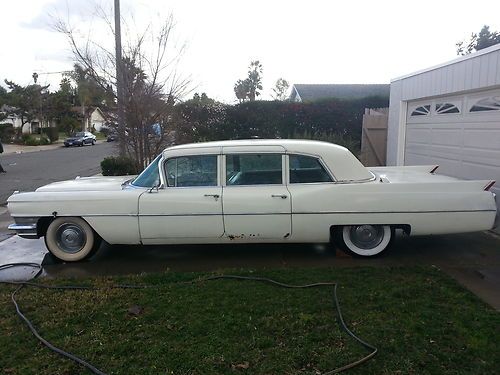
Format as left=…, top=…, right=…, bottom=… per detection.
left=1, top=231, right=499, bottom=309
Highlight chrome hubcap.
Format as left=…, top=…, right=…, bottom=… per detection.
left=349, top=225, right=384, bottom=250
left=56, top=224, right=86, bottom=253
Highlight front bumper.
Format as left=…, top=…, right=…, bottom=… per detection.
left=64, top=140, right=83, bottom=146
left=494, top=193, right=499, bottom=229
left=8, top=219, right=39, bottom=239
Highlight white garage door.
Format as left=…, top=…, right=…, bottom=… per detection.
left=405, top=88, right=500, bottom=214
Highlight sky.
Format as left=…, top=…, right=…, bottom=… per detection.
left=1, top=0, right=500, bottom=103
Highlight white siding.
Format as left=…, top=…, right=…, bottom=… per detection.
left=387, top=44, right=500, bottom=165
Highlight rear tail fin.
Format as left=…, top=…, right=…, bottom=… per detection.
left=484, top=181, right=496, bottom=191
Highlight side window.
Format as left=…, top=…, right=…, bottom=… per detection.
left=165, top=155, right=217, bottom=187
left=289, top=155, right=333, bottom=183
left=226, top=154, right=282, bottom=185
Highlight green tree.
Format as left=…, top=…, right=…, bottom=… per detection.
left=0, top=86, right=8, bottom=122
left=3, top=80, right=50, bottom=134
left=271, top=78, right=290, bottom=101
left=46, top=78, right=76, bottom=126
left=233, top=60, right=263, bottom=102
left=234, top=79, right=250, bottom=103
left=456, top=25, right=500, bottom=55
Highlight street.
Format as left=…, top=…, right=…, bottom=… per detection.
left=0, top=142, right=116, bottom=239
left=0, top=142, right=116, bottom=204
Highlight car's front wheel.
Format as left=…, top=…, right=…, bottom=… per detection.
left=44, top=217, right=101, bottom=262
left=334, top=224, right=393, bottom=257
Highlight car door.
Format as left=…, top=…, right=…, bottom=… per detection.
left=222, top=146, right=292, bottom=240
left=139, top=153, right=224, bottom=243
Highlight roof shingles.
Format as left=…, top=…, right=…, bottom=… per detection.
left=292, top=84, right=390, bottom=102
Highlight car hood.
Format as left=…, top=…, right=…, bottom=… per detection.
left=65, top=137, right=83, bottom=142
left=35, top=176, right=136, bottom=192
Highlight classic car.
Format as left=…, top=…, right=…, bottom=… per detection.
left=64, top=131, right=96, bottom=147
left=7, top=139, right=498, bottom=262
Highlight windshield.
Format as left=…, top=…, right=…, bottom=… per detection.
left=131, top=155, right=161, bottom=187
left=74, top=132, right=84, bottom=137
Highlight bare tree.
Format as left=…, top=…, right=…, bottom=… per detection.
left=54, top=8, right=191, bottom=169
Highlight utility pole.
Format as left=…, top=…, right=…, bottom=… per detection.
left=114, top=0, right=126, bottom=156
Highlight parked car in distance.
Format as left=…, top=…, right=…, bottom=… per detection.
left=7, top=139, right=498, bottom=262
left=64, top=131, right=96, bottom=147
left=106, top=132, right=116, bottom=142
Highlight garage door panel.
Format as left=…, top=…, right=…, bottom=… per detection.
left=405, top=127, right=431, bottom=143
left=461, top=162, right=500, bottom=182
left=430, top=128, right=463, bottom=147
left=463, top=129, right=500, bottom=150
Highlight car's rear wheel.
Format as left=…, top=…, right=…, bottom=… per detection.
left=334, top=224, right=393, bottom=257
left=91, top=139, right=95, bottom=145
left=44, top=217, right=101, bottom=262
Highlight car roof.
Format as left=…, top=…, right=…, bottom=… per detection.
left=163, top=139, right=373, bottom=183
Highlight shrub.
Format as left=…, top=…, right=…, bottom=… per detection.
left=100, top=127, right=111, bottom=137
left=39, top=136, right=50, bottom=145
left=41, top=127, right=59, bottom=143
left=101, top=156, right=138, bottom=176
left=23, top=135, right=39, bottom=146
left=0, top=123, right=15, bottom=143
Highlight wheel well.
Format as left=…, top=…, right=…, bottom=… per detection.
left=37, top=216, right=104, bottom=239
left=37, top=217, right=54, bottom=237
left=330, top=224, right=411, bottom=239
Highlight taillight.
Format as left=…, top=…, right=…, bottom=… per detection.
left=484, top=181, right=496, bottom=191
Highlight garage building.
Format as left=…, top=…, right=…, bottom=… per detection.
left=387, top=44, right=500, bottom=214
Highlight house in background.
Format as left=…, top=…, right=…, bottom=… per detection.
left=289, top=84, right=390, bottom=102
left=72, top=106, right=107, bottom=132
left=387, top=43, right=500, bottom=217
left=0, top=104, right=55, bottom=134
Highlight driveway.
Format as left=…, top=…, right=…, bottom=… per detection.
left=1, top=230, right=499, bottom=310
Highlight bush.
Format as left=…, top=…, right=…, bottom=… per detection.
left=0, top=123, right=15, bottom=143
left=100, top=127, right=111, bottom=137
left=39, top=136, right=50, bottom=145
left=23, top=135, right=39, bottom=146
left=101, top=156, right=138, bottom=176
left=41, top=127, right=59, bottom=143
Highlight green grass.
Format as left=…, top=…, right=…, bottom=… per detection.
left=1, top=266, right=498, bottom=374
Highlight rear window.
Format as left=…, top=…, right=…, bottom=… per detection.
left=289, top=155, right=332, bottom=183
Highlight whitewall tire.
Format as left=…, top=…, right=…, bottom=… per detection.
left=44, top=217, right=100, bottom=262
left=337, top=225, right=393, bottom=257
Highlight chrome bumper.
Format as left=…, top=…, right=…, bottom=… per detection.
left=8, top=223, right=39, bottom=239
left=493, top=193, right=499, bottom=229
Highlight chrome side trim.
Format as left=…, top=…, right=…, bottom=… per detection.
left=11, top=209, right=497, bottom=220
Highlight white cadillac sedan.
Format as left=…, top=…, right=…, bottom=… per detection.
left=7, top=139, right=498, bottom=262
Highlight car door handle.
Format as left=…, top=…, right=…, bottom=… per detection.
left=204, top=194, right=220, bottom=199
left=271, top=194, right=288, bottom=199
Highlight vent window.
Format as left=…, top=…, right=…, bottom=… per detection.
left=470, top=97, right=500, bottom=112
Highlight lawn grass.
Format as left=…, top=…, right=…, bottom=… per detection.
left=0, top=266, right=498, bottom=374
